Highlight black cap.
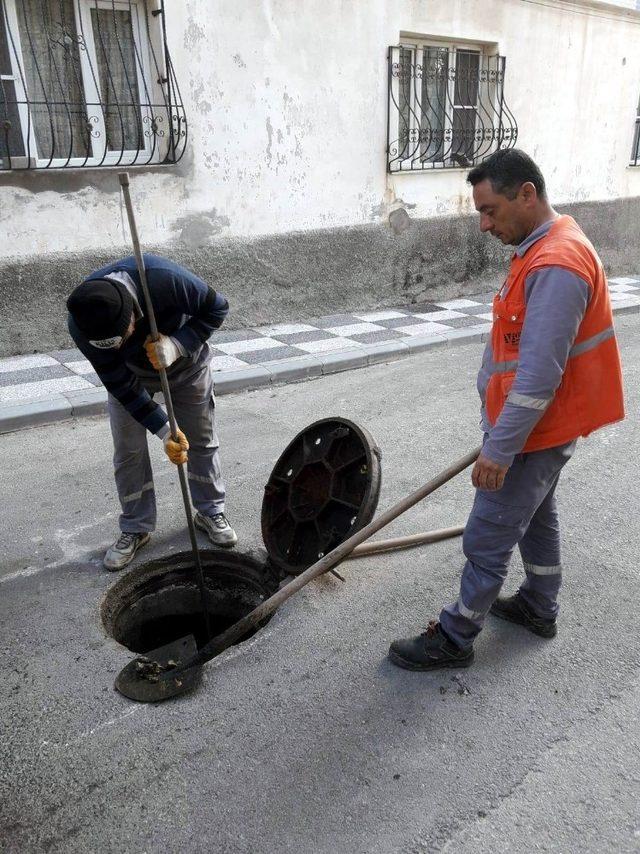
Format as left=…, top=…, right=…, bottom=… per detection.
left=66, top=279, right=134, bottom=342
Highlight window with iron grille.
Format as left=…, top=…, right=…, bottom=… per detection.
left=631, top=93, right=640, bottom=166
left=387, top=40, right=517, bottom=173
left=0, top=0, right=186, bottom=170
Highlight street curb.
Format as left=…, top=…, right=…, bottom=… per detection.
left=319, top=350, right=369, bottom=375
left=363, top=340, right=412, bottom=364
left=0, top=395, right=72, bottom=433
left=265, top=354, right=324, bottom=382
left=212, top=365, right=272, bottom=394
left=0, top=305, right=636, bottom=434
left=66, top=386, right=109, bottom=418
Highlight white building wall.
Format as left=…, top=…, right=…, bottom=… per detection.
left=1, top=0, right=640, bottom=259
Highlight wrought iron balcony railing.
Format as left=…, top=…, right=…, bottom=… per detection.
left=387, top=45, right=517, bottom=173
left=0, top=0, right=186, bottom=170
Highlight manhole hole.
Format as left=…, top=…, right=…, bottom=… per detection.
left=101, top=549, right=279, bottom=659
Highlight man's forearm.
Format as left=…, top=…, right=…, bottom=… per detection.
left=483, top=406, right=546, bottom=465
left=101, top=368, right=169, bottom=435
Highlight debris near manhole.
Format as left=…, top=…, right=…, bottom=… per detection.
left=135, top=655, right=181, bottom=680
left=117, top=636, right=201, bottom=702
left=451, top=674, right=471, bottom=696
left=135, top=657, right=164, bottom=681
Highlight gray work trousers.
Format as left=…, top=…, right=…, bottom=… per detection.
left=440, top=440, right=576, bottom=649
left=108, top=348, right=225, bottom=533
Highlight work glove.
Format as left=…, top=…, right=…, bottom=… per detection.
left=163, top=428, right=189, bottom=465
left=144, top=334, right=181, bottom=370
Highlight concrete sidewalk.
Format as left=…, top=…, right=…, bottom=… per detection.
left=2, top=276, right=639, bottom=434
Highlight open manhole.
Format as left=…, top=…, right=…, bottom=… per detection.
left=103, top=417, right=381, bottom=671
left=101, top=549, right=279, bottom=659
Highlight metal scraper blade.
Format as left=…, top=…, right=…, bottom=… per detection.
left=114, top=634, right=202, bottom=703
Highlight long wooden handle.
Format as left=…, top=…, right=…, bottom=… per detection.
left=347, top=525, right=464, bottom=558
left=187, top=446, right=481, bottom=666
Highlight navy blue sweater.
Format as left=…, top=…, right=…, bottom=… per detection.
left=68, top=255, right=229, bottom=435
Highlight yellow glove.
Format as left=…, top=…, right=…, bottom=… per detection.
left=163, top=428, right=189, bottom=465
left=144, top=334, right=181, bottom=370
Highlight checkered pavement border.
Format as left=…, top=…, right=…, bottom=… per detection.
left=1, top=278, right=639, bottom=407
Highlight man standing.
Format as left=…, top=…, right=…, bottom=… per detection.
left=67, top=253, right=237, bottom=570
left=389, top=149, right=624, bottom=670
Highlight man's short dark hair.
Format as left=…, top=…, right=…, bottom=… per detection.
left=467, top=149, right=547, bottom=200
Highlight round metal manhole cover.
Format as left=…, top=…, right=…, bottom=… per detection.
left=261, top=417, right=382, bottom=575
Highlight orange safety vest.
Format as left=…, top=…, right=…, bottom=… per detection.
left=486, top=215, right=624, bottom=452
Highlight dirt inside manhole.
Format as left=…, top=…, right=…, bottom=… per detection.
left=101, top=549, right=280, bottom=659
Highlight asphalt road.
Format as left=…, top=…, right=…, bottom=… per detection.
left=2, top=316, right=639, bottom=853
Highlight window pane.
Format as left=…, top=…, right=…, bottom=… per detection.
left=91, top=8, right=142, bottom=152
left=397, top=47, right=413, bottom=159
left=451, top=107, right=476, bottom=166
left=420, top=46, right=448, bottom=163
left=632, top=119, right=640, bottom=165
left=0, top=12, right=25, bottom=159
left=0, top=79, right=26, bottom=158
left=0, top=12, right=13, bottom=74
left=454, top=50, right=479, bottom=107
left=16, top=0, right=89, bottom=159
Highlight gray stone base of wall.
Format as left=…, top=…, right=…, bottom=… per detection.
left=2, top=196, right=639, bottom=357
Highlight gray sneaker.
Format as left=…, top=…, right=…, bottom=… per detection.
left=194, top=512, right=238, bottom=547
left=104, top=531, right=151, bottom=571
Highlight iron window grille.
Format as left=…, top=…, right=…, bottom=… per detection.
left=0, top=0, right=186, bottom=170
left=387, top=42, right=517, bottom=173
left=631, top=94, right=640, bottom=166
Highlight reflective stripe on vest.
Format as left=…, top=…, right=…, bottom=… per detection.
left=486, top=324, right=615, bottom=381
left=568, top=326, right=615, bottom=358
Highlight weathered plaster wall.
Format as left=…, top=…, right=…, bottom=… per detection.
left=1, top=0, right=640, bottom=256
left=3, top=196, right=640, bottom=357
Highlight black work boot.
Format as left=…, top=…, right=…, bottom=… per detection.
left=490, top=593, right=557, bottom=638
left=388, top=621, right=474, bottom=671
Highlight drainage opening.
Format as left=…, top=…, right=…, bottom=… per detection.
left=101, top=550, right=279, bottom=659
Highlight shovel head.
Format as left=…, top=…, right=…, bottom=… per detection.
left=115, top=635, right=202, bottom=703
